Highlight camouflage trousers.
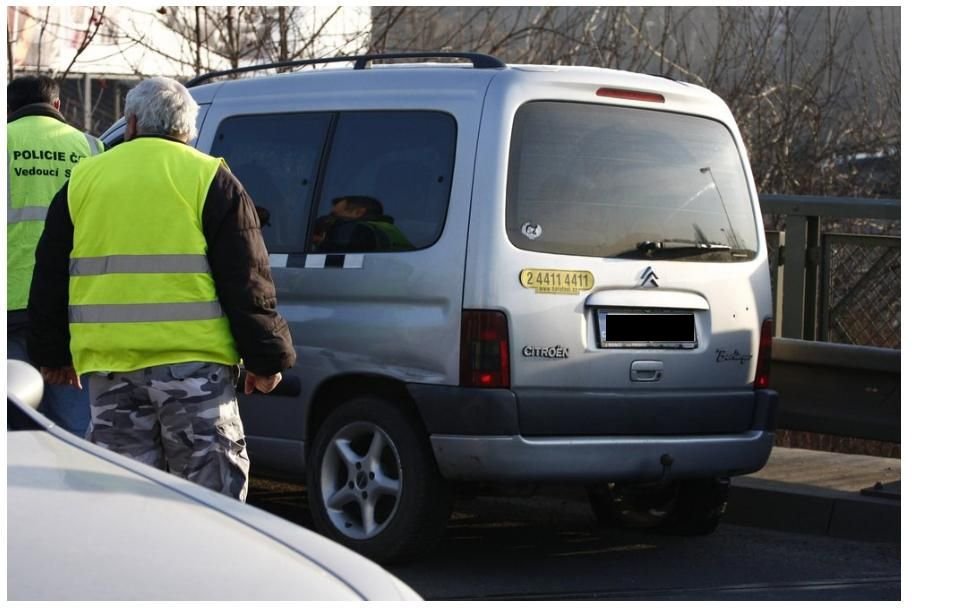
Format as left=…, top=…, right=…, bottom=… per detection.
left=88, top=362, right=250, bottom=502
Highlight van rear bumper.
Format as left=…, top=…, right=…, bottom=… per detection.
left=409, top=385, right=778, bottom=436
left=409, top=384, right=778, bottom=481
left=430, top=430, right=775, bottom=482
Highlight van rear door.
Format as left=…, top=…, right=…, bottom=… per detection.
left=467, top=92, right=773, bottom=437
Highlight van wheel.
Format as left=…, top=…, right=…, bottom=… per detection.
left=306, top=396, right=450, bottom=563
left=653, top=478, right=730, bottom=536
left=587, top=478, right=729, bottom=535
left=586, top=482, right=675, bottom=529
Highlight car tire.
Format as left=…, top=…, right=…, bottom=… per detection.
left=653, top=477, right=729, bottom=536
left=586, top=482, right=674, bottom=529
left=306, top=396, right=450, bottom=563
left=587, top=477, right=729, bottom=535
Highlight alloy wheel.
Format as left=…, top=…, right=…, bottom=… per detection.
left=319, top=421, right=402, bottom=539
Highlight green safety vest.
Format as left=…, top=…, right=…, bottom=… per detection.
left=363, top=220, right=414, bottom=250
left=7, top=114, right=102, bottom=310
left=67, top=137, right=239, bottom=375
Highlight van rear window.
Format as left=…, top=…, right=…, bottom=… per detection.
left=506, top=101, right=759, bottom=261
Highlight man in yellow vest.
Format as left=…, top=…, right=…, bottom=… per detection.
left=28, top=76, right=296, bottom=502
left=7, top=74, right=103, bottom=437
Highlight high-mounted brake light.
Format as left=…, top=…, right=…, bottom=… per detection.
left=460, top=310, right=510, bottom=388
left=754, top=318, right=773, bottom=389
left=596, top=88, right=665, bottom=103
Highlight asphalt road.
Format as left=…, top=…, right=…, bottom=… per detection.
left=248, top=478, right=901, bottom=601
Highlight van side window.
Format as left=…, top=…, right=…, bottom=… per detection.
left=312, top=111, right=456, bottom=253
left=211, top=113, right=332, bottom=253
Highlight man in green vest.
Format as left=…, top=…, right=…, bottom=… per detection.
left=7, top=74, right=103, bottom=437
left=311, top=194, right=414, bottom=252
left=28, top=76, right=296, bottom=502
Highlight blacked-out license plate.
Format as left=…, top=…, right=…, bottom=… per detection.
left=598, top=310, right=697, bottom=349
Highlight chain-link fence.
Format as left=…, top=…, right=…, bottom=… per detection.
left=763, top=205, right=900, bottom=349
left=820, top=234, right=901, bottom=348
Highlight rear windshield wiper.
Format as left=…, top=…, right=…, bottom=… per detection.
left=615, top=239, right=749, bottom=259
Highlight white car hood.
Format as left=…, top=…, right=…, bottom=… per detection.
left=7, top=407, right=420, bottom=601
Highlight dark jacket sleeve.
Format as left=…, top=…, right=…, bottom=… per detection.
left=27, top=184, right=74, bottom=367
left=203, top=165, right=296, bottom=375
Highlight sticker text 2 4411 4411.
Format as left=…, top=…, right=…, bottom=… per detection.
left=520, top=268, right=595, bottom=295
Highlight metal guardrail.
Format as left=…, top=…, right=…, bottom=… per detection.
left=820, top=233, right=900, bottom=347
left=760, top=195, right=901, bottom=347
left=759, top=195, right=901, bottom=443
left=771, top=338, right=900, bottom=443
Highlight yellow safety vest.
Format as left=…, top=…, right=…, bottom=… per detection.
left=7, top=114, right=102, bottom=310
left=66, top=137, right=239, bottom=374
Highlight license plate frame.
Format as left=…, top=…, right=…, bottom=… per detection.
left=597, top=309, right=698, bottom=349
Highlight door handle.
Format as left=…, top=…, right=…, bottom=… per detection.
left=630, top=360, right=663, bottom=382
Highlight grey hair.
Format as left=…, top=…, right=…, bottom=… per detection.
left=124, top=77, right=197, bottom=141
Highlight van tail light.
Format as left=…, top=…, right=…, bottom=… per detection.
left=754, top=318, right=773, bottom=389
left=460, top=310, right=510, bottom=389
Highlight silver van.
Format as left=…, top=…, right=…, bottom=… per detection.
left=104, top=52, right=778, bottom=562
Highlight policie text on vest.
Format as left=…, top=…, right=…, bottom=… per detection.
left=11, top=148, right=88, bottom=178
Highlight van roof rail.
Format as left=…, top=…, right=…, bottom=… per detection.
left=185, top=52, right=506, bottom=87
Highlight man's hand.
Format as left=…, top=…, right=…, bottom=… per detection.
left=39, top=366, right=82, bottom=390
left=244, top=371, right=282, bottom=395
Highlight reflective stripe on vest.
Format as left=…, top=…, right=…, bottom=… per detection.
left=84, top=133, right=100, bottom=156
left=8, top=205, right=50, bottom=223
left=69, top=254, right=211, bottom=276
left=69, top=301, right=223, bottom=324
left=68, top=254, right=217, bottom=323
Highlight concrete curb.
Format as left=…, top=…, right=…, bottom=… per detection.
left=726, top=476, right=900, bottom=543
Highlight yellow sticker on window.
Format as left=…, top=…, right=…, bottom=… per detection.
left=520, top=268, right=595, bottom=295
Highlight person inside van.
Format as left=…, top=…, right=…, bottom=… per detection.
left=311, top=195, right=413, bottom=252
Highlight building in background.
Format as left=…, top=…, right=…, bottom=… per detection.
left=7, top=5, right=372, bottom=134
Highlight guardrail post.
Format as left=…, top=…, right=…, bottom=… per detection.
left=770, top=231, right=786, bottom=337
left=803, top=216, right=821, bottom=341
left=782, top=216, right=805, bottom=338
left=781, top=214, right=821, bottom=340
left=818, top=235, right=833, bottom=342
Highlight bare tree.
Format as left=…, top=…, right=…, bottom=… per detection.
left=6, top=8, right=16, bottom=80
left=153, top=6, right=369, bottom=76
left=154, top=6, right=258, bottom=75
left=8, top=5, right=899, bottom=200
left=249, top=6, right=364, bottom=66
left=6, top=6, right=106, bottom=81
left=56, top=6, right=106, bottom=84
left=371, top=6, right=900, bottom=199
